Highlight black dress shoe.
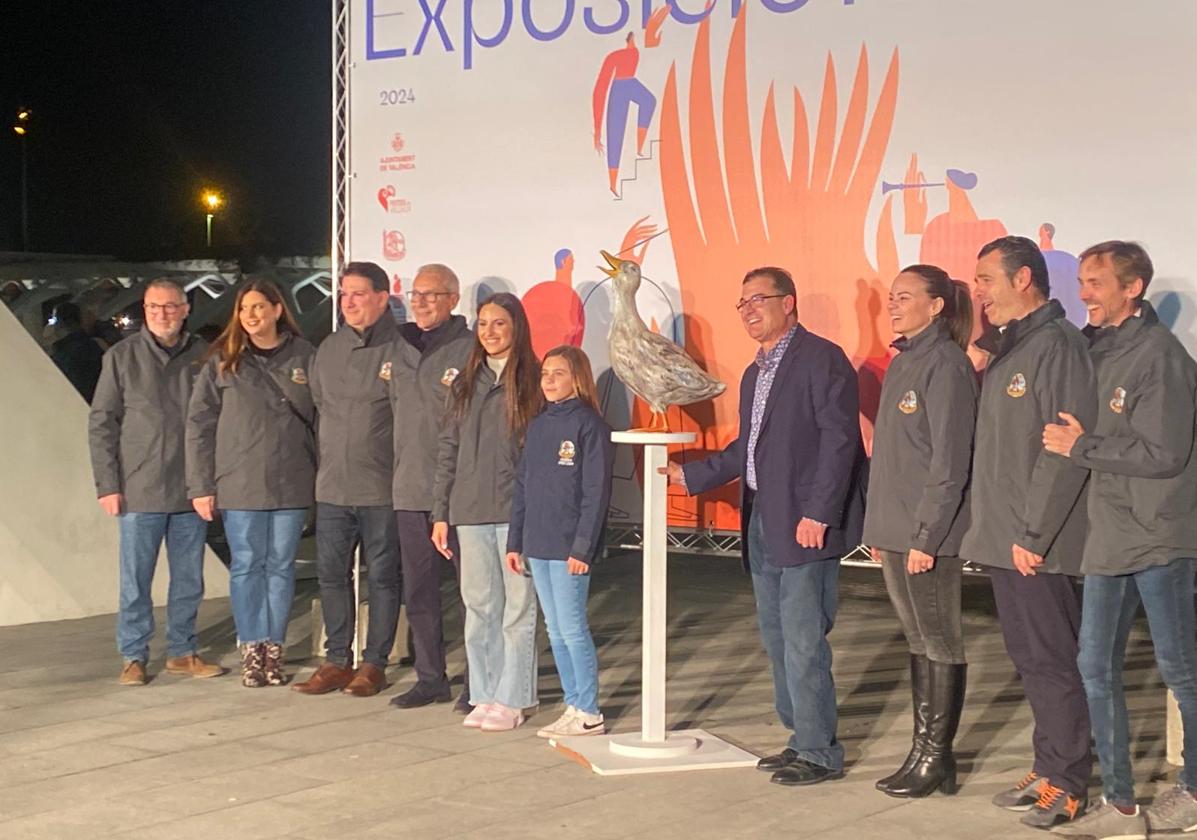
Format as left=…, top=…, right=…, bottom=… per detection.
left=389, top=681, right=452, bottom=709
left=756, top=748, right=799, bottom=771
left=452, top=693, right=472, bottom=715
left=771, top=759, right=845, bottom=786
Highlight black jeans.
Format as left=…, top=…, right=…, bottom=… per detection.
left=989, top=566, right=1092, bottom=796
left=396, top=510, right=461, bottom=688
left=878, top=549, right=965, bottom=664
left=315, top=503, right=401, bottom=669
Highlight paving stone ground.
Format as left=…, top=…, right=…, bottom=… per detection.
left=0, top=554, right=1176, bottom=839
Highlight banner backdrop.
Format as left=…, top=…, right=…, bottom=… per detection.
left=347, top=0, right=1197, bottom=531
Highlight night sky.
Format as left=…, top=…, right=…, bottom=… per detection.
left=0, top=1, right=331, bottom=259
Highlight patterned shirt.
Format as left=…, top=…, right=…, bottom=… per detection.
left=746, top=324, right=798, bottom=491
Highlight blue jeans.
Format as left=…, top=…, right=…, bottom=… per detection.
left=528, top=557, right=598, bottom=714
left=117, top=511, right=208, bottom=662
left=222, top=509, right=307, bottom=645
left=1078, top=558, right=1197, bottom=805
left=459, top=524, right=537, bottom=709
left=747, top=507, right=843, bottom=770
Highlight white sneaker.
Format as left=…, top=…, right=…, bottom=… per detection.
left=536, top=705, right=578, bottom=738
left=555, top=710, right=605, bottom=737
left=463, top=703, right=493, bottom=729
left=480, top=704, right=525, bottom=732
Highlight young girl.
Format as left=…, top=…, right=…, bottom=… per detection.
left=431, top=293, right=542, bottom=731
left=863, top=264, right=978, bottom=797
left=506, top=346, right=614, bottom=738
left=186, top=278, right=317, bottom=687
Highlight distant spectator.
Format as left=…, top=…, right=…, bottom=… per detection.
left=50, top=302, right=105, bottom=403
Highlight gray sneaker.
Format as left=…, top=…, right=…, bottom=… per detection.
left=1051, top=798, right=1145, bottom=839
left=993, top=771, right=1048, bottom=811
left=1146, top=784, right=1197, bottom=834
left=1019, top=781, right=1086, bottom=830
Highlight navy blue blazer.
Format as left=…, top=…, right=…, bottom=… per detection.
left=683, top=323, right=867, bottom=568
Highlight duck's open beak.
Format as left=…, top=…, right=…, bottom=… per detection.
left=598, top=250, right=620, bottom=278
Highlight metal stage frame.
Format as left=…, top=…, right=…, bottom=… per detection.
left=604, top=524, right=987, bottom=574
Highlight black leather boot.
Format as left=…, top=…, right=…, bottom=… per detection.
left=876, top=654, right=931, bottom=792
left=883, top=661, right=966, bottom=798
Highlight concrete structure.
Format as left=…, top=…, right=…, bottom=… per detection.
left=0, top=303, right=228, bottom=627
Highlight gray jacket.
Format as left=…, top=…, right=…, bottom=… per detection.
left=311, top=316, right=398, bottom=507
left=185, top=333, right=317, bottom=511
left=431, top=363, right=523, bottom=525
left=88, top=327, right=208, bottom=513
left=862, top=320, right=978, bottom=557
left=959, top=300, right=1097, bottom=574
left=1072, top=302, right=1197, bottom=575
left=390, top=315, right=474, bottom=512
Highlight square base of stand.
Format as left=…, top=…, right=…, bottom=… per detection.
left=549, top=729, right=759, bottom=776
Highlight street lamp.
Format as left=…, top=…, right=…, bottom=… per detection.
left=12, top=108, right=31, bottom=250
left=201, top=189, right=223, bottom=248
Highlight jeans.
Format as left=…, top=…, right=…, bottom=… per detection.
left=315, top=503, right=401, bottom=669
left=1078, top=558, right=1197, bottom=805
left=116, top=511, right=207, bottom=662
left=222, top=509, right=307, bottom=645
left=878, top=549, right=966, bottom=664
left=458, top=524, right=537, bottom=709
left=747, top=507, right=844, bottom=770
left=528, top=557, right=598, bottom=714
left=989, top=566, right=1092, bottom=795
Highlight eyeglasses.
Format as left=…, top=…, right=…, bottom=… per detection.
left=735, top=294, right=787, bottom=311
left=144, top=302, right=185, bottom=314
left=406, top=290, right=452, bottom=302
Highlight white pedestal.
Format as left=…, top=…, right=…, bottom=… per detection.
left=1168, top=689, right=1183, bottom=766
left=548, top=430, right=759, bottom=775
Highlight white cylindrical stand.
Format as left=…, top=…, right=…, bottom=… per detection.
left=549, top=429, right=759, bottom=775
left=1168, top=688, right=1183, bottom=766
left=609, top=431, right=700, bottom=758
left=351, top=542, right=363, bottom=668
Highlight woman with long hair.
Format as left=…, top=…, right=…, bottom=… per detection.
left=506, top=345, right=614, bottom=738
left=431, top=293, right=543, bottom=730
left=186, top=278, right=316, bottom=687
left=863, top=265, right=978, bottom=797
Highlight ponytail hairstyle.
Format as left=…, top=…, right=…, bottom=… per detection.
left=207, top=277, right=302, bottom=376
left=448, top=293, right=542, bottom=441
left=542, top=345, right=601, bottom=414
left=900, top=264, right=974, bottom=351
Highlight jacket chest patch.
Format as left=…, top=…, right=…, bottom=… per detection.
left=1109, top=386, right=1126, bottom=414
left=898, top=390, right=919, bottom=415
left=558, top=440, right=576, bottom=466
left=291, top=367, right=308, bottom=385
left=441, top=367, right=460, bottom=386
left=1006, top=373, right=1027, bottom=398
left=379, top=361, right=392, bottom=382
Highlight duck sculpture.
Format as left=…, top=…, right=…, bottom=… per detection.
left=600, top=250, right=725, bottom=431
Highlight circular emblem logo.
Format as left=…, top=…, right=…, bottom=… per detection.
left=898, top=390, right=919, bottom=415
left=1110, top=386, right=1126, bottom=414
left=441, top=367, right=460, bottom=386
left=379, top=361, right=393, bottom=382
left=558, top=440, right=576, bottom=466
left=1006, top=373, right=1027, bottom=398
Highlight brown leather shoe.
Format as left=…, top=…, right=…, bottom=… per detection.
left=342, top=662, right=387, bottom=697
left=291, top=661, right=356, bottom=695
left=119, top=660, right=147, bottom=686
left=164, top=654, right=224, bottom=678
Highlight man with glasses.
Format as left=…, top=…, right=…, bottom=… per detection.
left=90, top=278, right=224, bottom=685
left=663, top=266, right=866, bottom=786
left=293, top=261, right=403, bottom=697
left=388, top=264, right=475, bottom=710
